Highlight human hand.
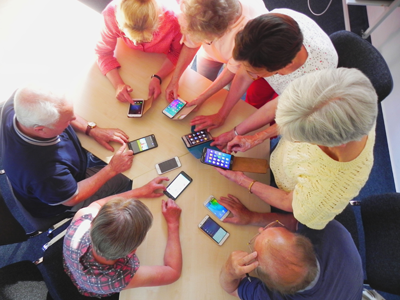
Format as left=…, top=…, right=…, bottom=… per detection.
left=148, top=77, right=162, bottom=100
left=227, top=135, right=262, bottom=153
left=135, top=176, right=169, bottom=198
left=108, top=143, right=134, bottom=175
left=219, top=194, right=254, bottom=225
left=115, top=83, right=133, bottom=103
left=162, top=198, right=182, bottom=226
left=190, top=113, right=226, bottom=132
left=90, top=127, right=129, bottom=152
left=210, top=130, right=236, bottom=151
left=165, top=80, right=179, bottom=103
left=186, top=95, right=207, bottom=112
left=215, top=168, right=246, bottom=186
left=224, top=251, right=258, bottom=281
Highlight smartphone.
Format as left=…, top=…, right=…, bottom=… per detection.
left=198, top=215, right=230, bottom=246
left=127, top=134, right=158, bottom=154
left=200, top=148, right=234, bottom=170
left=204, top=195, right=230, bottom=221
left=127, top=99, right=144, bottom=118
left=162, top=98, right=187, bottom=119
left=182, top=130, right=213, bottom=148
left=155, top=157, right=181, bottom=174
left=163, top=171, right=193, bottom=200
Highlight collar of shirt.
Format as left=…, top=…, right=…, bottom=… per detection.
left=13, top=115, right=60, bottom=146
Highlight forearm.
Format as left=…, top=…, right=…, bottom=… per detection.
left=163, top=223, right=182, bottom=279
left=235, top=98, right=279, bottom=136
left=220, top=268, right=241, bottom=296
left=170, top=45, right=199, bottom=85
left=71, top=115, right=88, bottom=134
left=198, top=68, right=235, bottom=101
left=155, top=58, right=175, bottom=81
left=106, top=68, right=125, bottom=89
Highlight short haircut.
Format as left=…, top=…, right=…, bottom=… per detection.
left=180, top=0, right=240, bottom=41
left=115, top=0, right=161, bottom=43
left=276, top=68, right=378, bottom=147
left=257, top=232, right=318, bottom=294
left=233, top=13, right=303, bottom=72
left=90, top=198, right=153, bottom=260
left=14, top=84, right=67, bottom=128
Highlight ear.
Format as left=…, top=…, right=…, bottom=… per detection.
left=33, top=125, right=45, bottom=133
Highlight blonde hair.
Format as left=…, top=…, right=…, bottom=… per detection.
left=180, top=0, right=240, bottom=42
left=116, top=0, right=161, bottom=44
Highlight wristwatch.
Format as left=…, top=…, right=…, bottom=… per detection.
left=151, top=74, right=162, bottom=85
left=85, top=121, right=97, bottom=136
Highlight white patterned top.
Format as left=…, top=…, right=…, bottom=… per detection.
left=265, top=8, right=338, bottom=95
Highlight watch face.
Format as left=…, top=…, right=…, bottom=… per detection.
left=88, top=121, right=96, bottom=128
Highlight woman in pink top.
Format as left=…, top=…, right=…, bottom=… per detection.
left=95, top=0, right=183, bottom=103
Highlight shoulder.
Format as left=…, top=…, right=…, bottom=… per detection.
left=238, top=277, right=274, bottom=300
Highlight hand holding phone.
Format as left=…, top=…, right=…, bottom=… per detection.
left=200, top=148, right=234, bottom=170
left=198, top=215, right=230, bottom=246
left=127, top=99, right=144, bottom=117
left=127, top=134, right=158, bottom=154
left=163, top=171, right=193, bottom=200
left=204, top=195, right=230, bottom=221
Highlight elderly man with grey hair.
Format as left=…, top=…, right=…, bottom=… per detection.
left=214, top=68, right=377, bottom=229
left=0, top=83, right=147, bottom=219
left=220, top=213, right=363, bottom=299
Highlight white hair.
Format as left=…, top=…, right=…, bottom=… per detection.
left=14, top=84, right=67, bottom=128
left=276, top=68, right=378, bottom=147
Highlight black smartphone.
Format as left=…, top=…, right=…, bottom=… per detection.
left=127, top=99, right=144, bottom=118
left=200, top=148, right=234, bottom=170
left=163, top=171, right=193, bottom=200
left=162, top=98, right=187, bottom=119
left=127, top=134, right=158, bottom=154
left=198, top=215, right=230, bottom=246
left=181, top=130, right=213, bottom=148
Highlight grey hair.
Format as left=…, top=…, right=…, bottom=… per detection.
left=276, top=68, right=378, bottom=147
left=256, top=232, right=318, bottom=295
left=14, top=84, right=67, bottom=128
left=90, top=198, right=153, bottom=260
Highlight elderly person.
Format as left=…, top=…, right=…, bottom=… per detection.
left=194, top=9, right=337, bottom=132
left=215, top=68, right=377, bottom=229
left=165, top=0, right=268, bottom=104
left=64, top=185, right=182, bottom=297
left=0, top=84, right=136, bottom=219
left=95, top=0, right=182, bottom=102
left=220, top=213, right=363, bottom=299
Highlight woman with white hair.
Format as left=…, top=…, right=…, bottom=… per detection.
left=216, top=68, right=378, bottom=229
left=95, top=0, right=182, bottom=102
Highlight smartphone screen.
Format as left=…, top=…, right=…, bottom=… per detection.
left=182, top=130, right=212, bottom=148
left=201, top=148, right=233, bottom=170
left=204, top=196, right=229, bottom=220
left=163, top=98, right=186, bottom=118
left=128, top=134, right=158, bottom=154
left=128, top=100, right=144, bottom=117
left=199, top=215, right=229, bottom=245
left=156, top=157, right=181, bottom=174
left=163, top=171, right=192, bottom=200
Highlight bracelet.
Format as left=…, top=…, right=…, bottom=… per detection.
left=151, top=74, right=162, bottom=85
left=248, top=180, right=257, bottom=194
left=233, top=126, right=239, bottom=136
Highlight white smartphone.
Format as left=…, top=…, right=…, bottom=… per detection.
left=155, top=157, right=181, bottom=174
left=162, top=98, right=187, bottom=119
left=127, top=99, right=144, bottom=118
left=204, top=195, right=230, bottom=221
left=198, top=215, right=230, bottom=246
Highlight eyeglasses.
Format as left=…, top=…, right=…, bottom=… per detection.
left=248, top=220, right=285, bottom=253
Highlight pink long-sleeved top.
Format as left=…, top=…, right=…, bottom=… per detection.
left=95, top=1, right=183, bottom=75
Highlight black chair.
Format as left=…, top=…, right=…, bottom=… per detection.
left=335, top=193, right=400, bottom=296
left=329, top=30, right=393, bottom=103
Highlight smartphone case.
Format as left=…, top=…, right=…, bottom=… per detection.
left=231, top=156, right=269, bottom=174
left=171, top=104, right=197, bottom=120
left=142, top=95, right=153, bottom=115
left=185, top=126, right=220, bottom=159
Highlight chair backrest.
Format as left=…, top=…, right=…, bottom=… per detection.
left=329, top=30, right=393, bottom=102
left=361, top=193, right=400, bottom=295
left=334, top=203, right=359, bottom=250
left=41, top=238, right=119, bottom=300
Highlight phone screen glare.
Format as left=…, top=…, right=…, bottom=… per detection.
left=164, top=99, right=184, bottom=117
left=206, top=198, right=228, bottom=219
left=166, top=173, right=190, bottom=198
left=130, top=136, right=155, bottom=153
left=205, top=149, right=232, bottom=169
left=159, top=159, right=179, bottom=173
left=201, top=217, right=227, bottom=243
